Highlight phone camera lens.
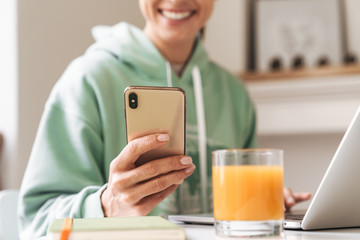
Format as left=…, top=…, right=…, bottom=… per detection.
left=129, top=93, right=138, bottom=109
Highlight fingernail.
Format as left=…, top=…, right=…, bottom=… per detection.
left=185, top=165, right=195, bottom=174
left=157, top=134, right=169, bottom=142
left=180, top=156, right=192, bottom=165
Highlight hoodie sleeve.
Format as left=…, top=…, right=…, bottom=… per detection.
left=18, top=60, right=108, bottom=240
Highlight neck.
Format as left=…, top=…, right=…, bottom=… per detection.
left=144, top=28, right=195, bottom=64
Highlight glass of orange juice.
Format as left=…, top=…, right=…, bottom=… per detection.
left=212, top=149, right=284, bottom=238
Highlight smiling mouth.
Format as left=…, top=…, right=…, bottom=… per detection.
left=159, top=9, right=196, bottom=21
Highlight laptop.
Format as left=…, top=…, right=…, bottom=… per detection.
left=169, top=105, right=360, bottom=230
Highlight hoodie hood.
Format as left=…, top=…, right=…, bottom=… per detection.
left=88, top=22, right=210, bottom=84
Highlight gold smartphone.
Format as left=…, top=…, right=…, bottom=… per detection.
left=124, top=86, right=186, bottom=166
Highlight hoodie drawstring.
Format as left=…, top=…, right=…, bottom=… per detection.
left=165, top=62, right=173, bottom=87
left=165, top=63, right=209, bottom=213
left=192, top=66, right=209, bottom=213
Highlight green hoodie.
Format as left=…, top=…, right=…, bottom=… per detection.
left=18, top=22, right=257, bottom=239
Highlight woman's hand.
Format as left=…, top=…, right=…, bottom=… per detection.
left=284, top=187, right=311, bottom=212
left=101, top=131, right=195, bottom=217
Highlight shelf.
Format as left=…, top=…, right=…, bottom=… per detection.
left=241, top=67, right=360, bottom=136
left=238, top=64, right=360, bottom=82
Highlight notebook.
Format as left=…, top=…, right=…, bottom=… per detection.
left=47, top=216, right=186, bottom=240
left=170, top=105, right=360, bottom=230
left=168, top=213, right=214, bottom=225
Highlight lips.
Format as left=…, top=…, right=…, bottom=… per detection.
left=159, top=9, right=196, bottom=21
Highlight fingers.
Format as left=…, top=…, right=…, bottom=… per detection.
left=133, top=156, right=194, bottom=183
left=112, top=133, right=170, bottom=170
left=284, top=187, right=311, bottom=211
left=293, top=192, right=312, bottom=202
left=110, top=155, right=194, bottom=187
left=284, top=187, right=296, bottom=209
left=121, top=165, right=195, bottom=205
left=139, top=164, right=195, bottom=197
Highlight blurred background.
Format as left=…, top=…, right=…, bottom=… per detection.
left=1, top=0, right=360, bottom=211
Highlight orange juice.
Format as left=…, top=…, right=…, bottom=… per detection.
left=212, top=165, right=284, bottom=221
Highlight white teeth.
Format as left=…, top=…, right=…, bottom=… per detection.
left=162, top=10, right=192, bottom=20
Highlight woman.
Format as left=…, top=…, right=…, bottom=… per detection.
left=18, top=0, right=310, bottom=239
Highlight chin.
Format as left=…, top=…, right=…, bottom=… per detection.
left=160, top=30, right=198, bottom=44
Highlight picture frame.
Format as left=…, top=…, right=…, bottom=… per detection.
left=254, top=0, right=344, bottom=72
left=343, top=0, right=360, bottom=64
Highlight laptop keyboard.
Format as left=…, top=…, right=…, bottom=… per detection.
left=285, top=213, right=305, bottom=221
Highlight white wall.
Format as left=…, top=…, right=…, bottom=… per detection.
left=204, top=0, right=248, bottom=73
left=0, top=0, right=144, bottom=188
left=0, top=0, right=18, bottom=189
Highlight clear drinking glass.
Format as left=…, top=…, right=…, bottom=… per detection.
left=212, top=149, right=284, bottom=238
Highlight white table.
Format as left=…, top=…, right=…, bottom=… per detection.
left=183, top=224, right=360, bottom=240
left=35, top=224, right=360, bottom=240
